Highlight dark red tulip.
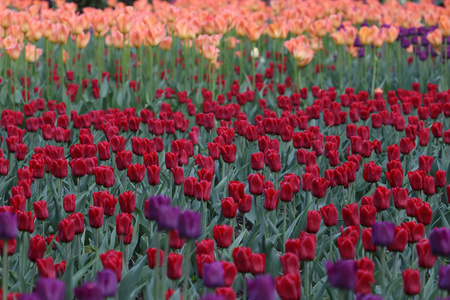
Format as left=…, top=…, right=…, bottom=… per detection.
left=238, top=194, right=252, bottom=214
left=167, top=253, right=183, bottom=280
left=68, top=212, right=84, bottom=235
left=363, top=162, right=382, bottom=183
left=28, top=235, right=46, bottom=262
left=280, top=182, right=293, bottom=202
left=360, top=205, right=376, bottom=227
left=338, top=236, right=356, bottom=260
left=416, top=239, right=437, bottom=269
left=37, top=257, right=56, bottom=279
left=119, top=191, right=135, bottom=213
left=248, top=173, right=265, bottom=196
left=146, top=248, right=164, bottom=269
left=58, top=218, right=75, bottom=243
left=386, top=168, right=403, bottom=188
left=213, top=225, right=233, bottom=248
left=263, top=188, right=279, bottom=211
left=232, top=247, right=252, bottom=273
left=402, top=269, right=421, bottom=296
left=250, top=253, right=266, bottom=275
left=280, top=253, right=300, bottom=275
left=342, top=203, right=360, bottom=226
left=33, top=201, right=48, bottom=220
left=98, top=141, right=111, bottom=161
left=69, top=158, right=87, bottom=177
left=320, top=203, right=338, bottom=227
left=51, top=158, right=68, bottom=178
left=89, top=206, right=104, bottom=228
left=221, top=197, right=238, bottom=219
left=100, top=250, right=123, bottom=281
left=361, top=228, right=378, bottom=252
left=228, top=181, right=245, bottom=203
left=373, top=186, right=391, bottom=211
left=298, top=231, right=316, bottom=261
left=306, top=210, right=321, bottom=234
left=387, top=226, right=408, bottom=252
left=312, top=177, right=329, bottom=198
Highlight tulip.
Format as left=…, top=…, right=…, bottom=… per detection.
left=320, top=204, right=338, bottom=227
left=37, top=257, right=56, bottom=279
left=247, top=275, right=276, bottom=300
left=276, top=273, right=301, bottom=300
left=167, top=253, right=183, bottom=280
left=429, top=228, right=450, bottom=257
left=58, top=218, right=75, bottom=243
left=306, top=210, right=321, bottom=234
left=416, top=239, right=437, bottom=269
left=203, top=262, right=225, bottom=288
left=89, top=206, right=104, bottom=229
left=34, top=278, right=66, bottom=300
left=28, top=235, right=46, bottom=262
left=213, top=225, right=233, bottom=248
left=100, top=250, right=123, bottom=281
left=326, top=260, right=357, bottom=290
left=439, top=265, right=450, bottom=291
left=402, top=269, right=421, bottom=295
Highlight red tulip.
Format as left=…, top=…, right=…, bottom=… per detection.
left=311, top=177, right=330, bottom=198
left=402, top=269, right=421, bottom=295
left=276, top=273, right=301, bottom=300
left=232, top=247, right=252, bottom=273
left=28, top=235, right=46, bottom=262
left=416, top=239, right=437, bottom=269
left=306, top=210, right=321, bottom=234
left=89, top=206, right=104, bottom=228
left=342, top=203, right=360, bottom=226
left=213, top=225, right=233, bottom=248
left=167, top=253, right=183, bottom=280
left=146, top=248, right=164, bottom=269
left=100, top=250, right=123, bottom=281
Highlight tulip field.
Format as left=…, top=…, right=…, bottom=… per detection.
left=1, top=0, right=450, bottom=299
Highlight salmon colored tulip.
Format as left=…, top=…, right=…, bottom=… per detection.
left=25, top=44, right=43, bottom=63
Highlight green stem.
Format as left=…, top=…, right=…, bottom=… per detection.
left=304, top=261, right=310, bottom=299
left=283, top=202, right=287, bottom=252
left=182, top=240, right=192, bottom=300
left=25, top=62, right=28, bottom=103
left=381, top=247, right=386, bottom=292
left=161, top=232, right=170, bottom=299
left=371, top=48, right=377, bottom=98
left=239, top=38, right=244, bottom=83
left=2, top=240, right=8, bottom=300
left=149, top=46, right=154, bottom=101
left=155, top=232, right=161, bottom=300
left=242, top=273, right=247, bottom=300
left=330, top=227, right=333, bottom=261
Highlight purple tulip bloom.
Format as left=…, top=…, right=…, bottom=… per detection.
left=326, top=260, right=357, bottom=290
left=146, top=195, right=171, bottom=220
left=429, top=228, right=450, bottom=257
left=18, top=294, right=39, bottom=300
left=156, top=205, right=180, bottom=232
left=177, top=210, right=202, bottom=239
left=0, top=212, right=18, bottom=240
left=200, top=294, right=226, bottom=300
left=356, top=294, right=383, bottom=300
left=97, top=269, right=118, bottom=297
left=371, top=222, right=395, bottom=246
left=74, top=282, right=103, bottom=300
left=247, top=275, right=276, bottom=300
left=35, top=278, right=66, bottom=300
left=439, top=265, right=450, bottom=291
left=203, top=262, right=225, bottom=288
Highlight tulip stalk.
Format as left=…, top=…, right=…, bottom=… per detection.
left=182, top=240, right=192, bottom=300
left=2, top=240, right=8, bottom=300
left=303, top=261, right=310, bottom=299
left=154, top=231, right=161, bottom=300
left=380, top=247, right=386, bottom=292
left=161, top=232, right=170, bottom=299
left=371, top=48, right=377, bottom=98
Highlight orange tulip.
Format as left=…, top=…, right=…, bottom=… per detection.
left=382, top=26, right=399, bottom=44
left=1, top=10, right=13, bottom=29
left=372, top=30, right=385, bottom=48
left=329, top=14, right=342, bottom=29
left=159, top=36, right=172, bottom=51
left=111, top=29, right=124, bottom=49
left=358, top=26, right=373, bottom=46
left=175, top=19, right=190, bottom=40
left=215, top=15, right=228, bottom=34
left=202, top=44, right=219, bottom=61
left=18, top=12, right=31, bottom=34
left=235, top=19, right=247, bottom=38
left=343, top=26, right=357, bottom=47
left=331, top=31, right=344, bottom=45
left=144, top=23, right=165, bottom=47
left=347, top=46, right=358, bottom=58
left=76, top=31, right=90, bottom=49
left=245, top=21, right=264, bottom=42
left=310, top=37, right=323, bottom=52
left=69, top=15, right=85, bottom=35
left=312, top=19, right=330, bottom=38
left=203, top=16, right=215, bottom=35
left=116, top=13, right=131, bottom=34
left=290, top=18, right=309, bottom=36
left=293, top=43, right=314, bottom=67
left=53, top=23, right=70, bottom=45
left=42, top=20, right=53, bottom=40
left=25, top=43, right=43, bottom=62
left=267, top=22, right=282, bottom=39
left=27, top=20, right=42, bottom=42
left=225, top=36, right=237, bottom=49
left=439, top=16, right=450, bottom=37
left=129, top=29, right=143, bottom=48
left=427, top=28, right=442, bottom=47
left=5, top=42, right=22, bottom=61
left=92, top=15, right=108, bottom=36
left=424, top=11, right=439, bottom=27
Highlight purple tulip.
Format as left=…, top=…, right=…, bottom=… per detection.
left=146, top=195, right=171, bottom=220
left=0, top=212, right=18, bottom=240
left=200, top=294, right=226, bottom=300
left=203, top=262, right=225, bottom=288
left=97, top=269, right=118, bottom=297
left=439, top=265, right=450, bottom=291
left=35, top=278, right=66, bottom=300
left=156, top=205, right=180, bottom=232
left=326, top=260, right=357, bottom=290
left=371, top=222, right=395, bottom=246
left=18, top=294, right=39, bottom=300
left=429, top=228, right=450, bottom=257
left=74, top=282, right=103, bottom=300
left=177, top=210, right=202, bottom=239
left=248, top=275, right=276, bottom=300
left=356, top=294, right=383, bottom=300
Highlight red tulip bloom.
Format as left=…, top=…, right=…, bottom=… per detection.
left=221, top=197, right=238, bottom=219
left=387, top=226, right=408, bottom=252
left=276, top=273, right=301, bottom=300
left=250, top=253, right=265, bottom=275
left=263, top=188, right=279, bottom=211
left=362, top=228, right=378, bottom=252
left=416, top=239, right=437, bottom=269
left=248, top=173, right=264, bottom=196
left=220, top=145, right=237, bottom=163
left=167, top=253, right=183, bottom=280
left=250, top=152, right=264, bottom=171
left=320, top=203, right=338, bottom=227
left=37, top=257, right=56, bottom=279
left=127, top=164, right=145, bottom=183
left=28, top=235, right=46, bottom=262
left=33, top=201, right=48, bottom=220
left=311, top=177, right=330, bottom=198
left=363, top=162, right=382, bottom=183
left=147, top=165, right=161, bottom=186
left=306, top=210, right=321, bottom=234
left=58, top=218, right=75, bottom=243
left=373, top=186, right=391, bottom=211
left=213, top=225, right=233, bottom=248
left=338, top=236, right=356, bottom=260
left=146, top=248, right=164, bottom=269
left=100, top=250, right=123, bottom=281
left=298, top=231, right=316, bottom=261
left=280, top=253, right=300, bottom=275
left=360, top=205, right=377, bottom=227
left=232, top=247, right=252, bottom=273
left=342, top=203, right=360, bottom=227
left=402, top=269, right=421, bottom=295
left=51, top=158, right=68, bottom=178
left=89, top=206, right=104, bottom=228
left=386, top=168, right=403, bottom=188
